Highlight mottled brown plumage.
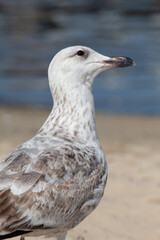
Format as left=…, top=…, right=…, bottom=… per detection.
left=0, top=46, right=134, bottom=240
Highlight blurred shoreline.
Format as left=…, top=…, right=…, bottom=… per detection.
left=0, top=106, right=160, bottom=240
left=1, top=0, right=160, bottom=114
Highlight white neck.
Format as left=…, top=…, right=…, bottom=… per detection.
left=38, top=84, right=100, bottom=145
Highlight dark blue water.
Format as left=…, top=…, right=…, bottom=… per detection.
left=0, top=0, right=160, bottom=114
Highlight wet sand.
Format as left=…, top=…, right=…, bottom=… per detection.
left=0, top=107, right=160, bottom=240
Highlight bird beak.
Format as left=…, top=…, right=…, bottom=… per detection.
left=100, top=56, right=135, bottom=68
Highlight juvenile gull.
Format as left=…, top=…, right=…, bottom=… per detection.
left=0, top=46, right=134, bottom=240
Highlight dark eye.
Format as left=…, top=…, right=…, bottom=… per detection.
left=77, top=50, right=84, bottom=56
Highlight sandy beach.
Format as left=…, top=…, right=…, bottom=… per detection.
left=0, top=107, right=159, bottom=240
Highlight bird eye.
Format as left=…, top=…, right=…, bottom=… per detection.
left=77, top=50, right=85, bottom=56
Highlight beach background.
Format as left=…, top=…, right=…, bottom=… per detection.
left=0, top=0, right=160, bottom=240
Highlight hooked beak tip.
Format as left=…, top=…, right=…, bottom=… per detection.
left=123, top=57, right=135, bottom=67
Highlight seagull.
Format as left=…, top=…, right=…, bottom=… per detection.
left=0, top=46, right=134, bottom=240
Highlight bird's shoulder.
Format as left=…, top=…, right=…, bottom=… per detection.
left=0, top=135, right=106, bottom=190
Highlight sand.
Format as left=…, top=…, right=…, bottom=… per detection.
left=0, top=107, right=160, bottom=240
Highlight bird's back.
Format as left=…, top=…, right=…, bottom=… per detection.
left=0, top=135, right=107, bottom=238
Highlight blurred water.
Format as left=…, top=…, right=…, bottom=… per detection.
left=0, top=0, right=160, bottom=114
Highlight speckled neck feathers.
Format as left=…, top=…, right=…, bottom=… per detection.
left=39, top=84, right=99, bottom=144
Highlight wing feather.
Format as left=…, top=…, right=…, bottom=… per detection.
left=10, top=172, right=42, bottom=195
